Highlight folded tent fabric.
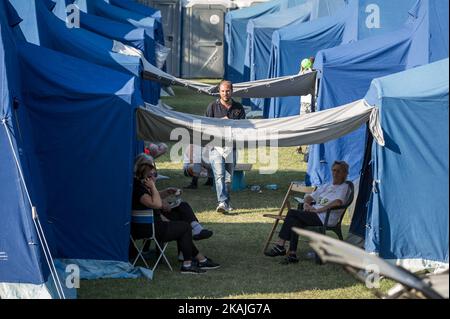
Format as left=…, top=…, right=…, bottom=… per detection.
left=136, top=99, right=374, bottom=148
left=138, top=53, right=317, bottom=98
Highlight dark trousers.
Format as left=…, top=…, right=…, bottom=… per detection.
left=279, top=209, right=323, bottom=252
left=160, top=201, right=198, bottom=224
left=161, top=201, right=199, bottom=257
left=130, top=203, right=200, bottom=262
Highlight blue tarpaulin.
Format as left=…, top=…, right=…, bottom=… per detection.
left=307, top=0, right=449, bottom=186
left=224, top=0, right=307, bottom=83
left=362, top=59, right=448, bottom=271
left=265, top=0, right=417, bottom=118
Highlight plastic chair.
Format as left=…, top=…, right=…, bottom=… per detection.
left=130, top=210, right=173, bottom=272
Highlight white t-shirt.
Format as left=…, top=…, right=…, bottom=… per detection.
left=310, top=183, right=349, bottom=227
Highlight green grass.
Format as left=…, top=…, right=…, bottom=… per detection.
left=78, top=85, right=394, bottom=299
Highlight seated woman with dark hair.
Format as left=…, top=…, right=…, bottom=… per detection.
left=131, top=157, right=219, bottom=274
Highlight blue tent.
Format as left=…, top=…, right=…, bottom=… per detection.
left=224, top=0, right=307, bottom=83
left=106, top=0, right=162, bottom=21
left=9, top=0, right=161, bottom=105
left=52, top=0, right=160, bottom=104
left=244, top=2, right=313, bottom=110
left=265, top=0, right=417, bottom=118
left=1, top=1, right=149, bottom=298
left=0, top=1, right=55, bottom=298
left=75, top=0, right=164, bottom=45
left=10, top=0, right=142, bottom=76
left=359, top=59, right=449, bottom=271
left=306, top=0, right=449, bottom=186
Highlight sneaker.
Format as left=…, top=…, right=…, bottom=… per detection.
left=280, top=254, right=299, bottom=265
left=198, top=257, right=220, bottom=270
left=264, top=245, right=286, bottom=257
left=216, top=202, right=228, bottom=214
left=180, top=264, right=206, bottom=274
left=193, top=229, right=213, bottom=241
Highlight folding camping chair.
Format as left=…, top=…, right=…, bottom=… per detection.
left=262, top=182, right=316, bottom=254
left=262, top=181, right=355, bottom=257
left=130, top=210, right=173, bottom=272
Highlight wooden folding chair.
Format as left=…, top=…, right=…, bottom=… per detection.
left=262, top=181, right=315, bottom=254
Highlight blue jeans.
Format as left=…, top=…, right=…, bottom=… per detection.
left=209, top=148, right=235, bottom=204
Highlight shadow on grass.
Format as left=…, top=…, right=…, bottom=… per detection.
left=78, top=223, right=368, bottom=299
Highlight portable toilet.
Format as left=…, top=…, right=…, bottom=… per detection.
left=139, top=0, right=183, bottom=76
left=232, top=0, right=271, bottom=9
left=181, top=0, right=235, bottom=78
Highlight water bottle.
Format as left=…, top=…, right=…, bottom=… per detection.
left=265, top=184, right=278, bottom=190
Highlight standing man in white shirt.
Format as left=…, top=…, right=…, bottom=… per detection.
left=265, top=161, right=351, bottom=263
left=205, top=80, right=246, bottom=214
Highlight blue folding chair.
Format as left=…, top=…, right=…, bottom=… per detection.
left=130, top=210, right=173, bottom=272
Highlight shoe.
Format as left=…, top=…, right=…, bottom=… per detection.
left=193, top=229, right=213, bottom=241
left=180, top=264, right=206, bottom=274
left=280, top=254, right=299, bottom=265
left=183, top=183, right=198, bottom=189
left=216, top=202, right=228, bottom=214
left=264, top=245, right=286, bottom=257
left=198, top=257, right=220, bottom=270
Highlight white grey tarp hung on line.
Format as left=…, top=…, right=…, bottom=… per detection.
left=136, top=100, right=375, bottom=148
left=112, top=41, right=316, bottom=98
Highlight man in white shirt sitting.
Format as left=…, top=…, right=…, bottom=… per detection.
left=265, top=160, right=350, bottom=264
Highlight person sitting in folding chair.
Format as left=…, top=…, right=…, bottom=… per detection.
left=131, top=159, right=220, bottom=274
left=265, top=161, right=350, bottom=264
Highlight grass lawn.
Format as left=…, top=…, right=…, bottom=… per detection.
left=78, top=85, right=393, bottom=299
